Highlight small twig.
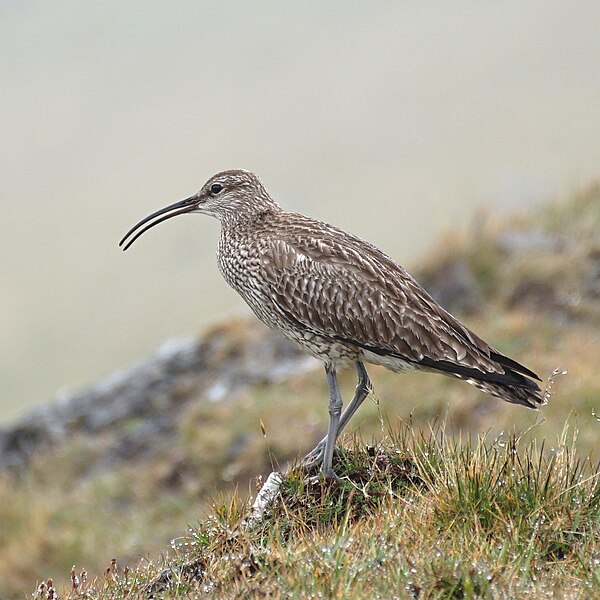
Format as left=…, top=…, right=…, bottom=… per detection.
left=543, top=368, right=568, bottom=404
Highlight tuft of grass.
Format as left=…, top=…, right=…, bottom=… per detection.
left=37, top=422, right=599, bottom=599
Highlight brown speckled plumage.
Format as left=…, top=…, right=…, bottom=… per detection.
left=120, top=169, right=544, bottom=478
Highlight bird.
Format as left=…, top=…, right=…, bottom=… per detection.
left=119, top=169, right=545, bottom=480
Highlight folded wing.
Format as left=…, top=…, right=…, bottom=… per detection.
left=259, top=219, right=542, bottom=405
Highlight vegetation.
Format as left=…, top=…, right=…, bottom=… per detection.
left=33, top=426, right=600, bottom=598
left=3, top=184, right=599, bottom=598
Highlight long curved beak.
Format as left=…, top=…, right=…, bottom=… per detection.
left=119, top=195, right=199, bottom=251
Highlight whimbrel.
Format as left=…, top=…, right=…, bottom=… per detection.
left=120, top=170, right=544, bottom=479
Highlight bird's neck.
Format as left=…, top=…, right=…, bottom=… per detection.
left=220, top=205, right=280, bottom=231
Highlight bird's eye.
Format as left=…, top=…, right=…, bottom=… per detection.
left=210, top=183, right=223, bottom=195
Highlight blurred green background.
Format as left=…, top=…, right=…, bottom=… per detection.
left=2, top=1, right=600, bottom=420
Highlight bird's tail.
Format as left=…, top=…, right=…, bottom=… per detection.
left=416, top=351, right=546, bottom=409
left=461, top=377, right=545, bottom=409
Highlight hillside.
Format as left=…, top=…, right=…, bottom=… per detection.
left=2, top=185, right=599, bottom=598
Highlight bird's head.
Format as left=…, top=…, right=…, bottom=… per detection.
left=119, top=169, right=277, bottom=250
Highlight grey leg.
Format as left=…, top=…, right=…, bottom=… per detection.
left=303, top=362, right=371, bottom=471
left=336, top=362, right=371, bottom=437
left=321, top=364, right=343, bottom=479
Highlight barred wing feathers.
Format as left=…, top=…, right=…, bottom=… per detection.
left=260, top=216, right=544, bottom=408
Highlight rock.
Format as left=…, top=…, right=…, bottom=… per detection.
left=417, top=258, right=483, bottom=315
left=495, top=230, right=570, bottom=254
left=583, top=249, right=600, bottom=299
left=0, top=320, right=317, bottom=474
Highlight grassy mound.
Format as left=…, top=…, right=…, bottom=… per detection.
left=37, top=424, right=599, bottom=598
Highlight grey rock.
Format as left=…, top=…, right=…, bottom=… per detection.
left=0, top=322, right=316, bottom=474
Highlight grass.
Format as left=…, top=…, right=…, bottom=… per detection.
left=34, top=423, right=600, bottom=598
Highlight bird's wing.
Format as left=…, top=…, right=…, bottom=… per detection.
left=259, top=227, right=539, bottom=385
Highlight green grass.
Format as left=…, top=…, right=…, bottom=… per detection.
left=36, top=423, right=599, bottom=599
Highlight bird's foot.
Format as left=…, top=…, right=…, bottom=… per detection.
left=301, top=440, right=326, bottom=470
left=302, top=443, right=342, bottom=484
left=307, top=469, right=341, bottom=486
